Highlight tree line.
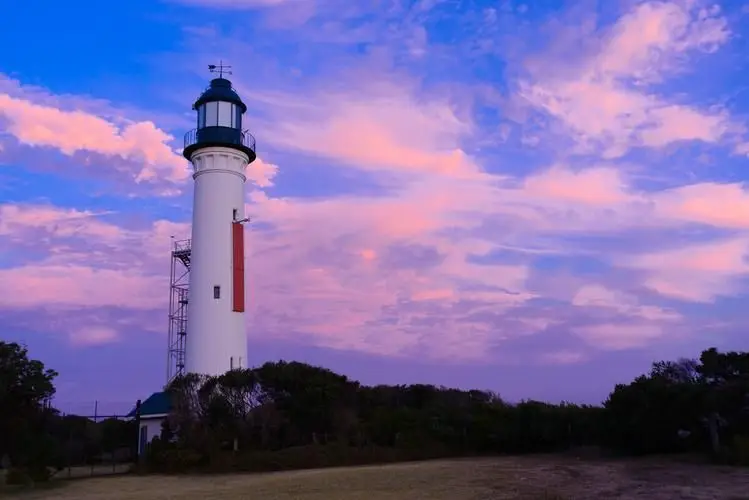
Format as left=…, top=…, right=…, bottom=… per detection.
left=0, top=342, right=134, bottom=483
left=2, top=340, right=749, bottom=482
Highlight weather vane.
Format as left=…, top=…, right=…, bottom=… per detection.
left=208, top=60, right=232, bottom=78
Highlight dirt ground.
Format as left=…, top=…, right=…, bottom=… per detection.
left=7, top=455, right=749, bottom=500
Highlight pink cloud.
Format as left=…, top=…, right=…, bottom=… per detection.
left=244, top=181, right=535, bottom=360
left=0, top=204, right=122, bottom=242
left=246, top=158, right=279, bottom=187
left=572, top=284, right=681, bottom=322
left=4, top=26, right=749, bottom=361
left=241, top=159, right=749, bottom=355
left=69, top=326, right=119, bottom=346
left=171, top=0, right=307, bottom=8
left=596, top=1, right=728, bottom=79
left=0, top=73, right=286, bottom=195
left=2, top=153, right=746, bottom=359
left=0, top=264, right=165, bottom=310
left=522, top=166, right=633, bottom=206
left=518, top=0, right=734, bottom=157
left=501, top=165, right=749, bottom=237
left=248, top=81, right=479, bottom=178
left=0, top=87, right=188, bottom=185
left=572, top=323, right=667, bottom=350
left=654, top=182, right=749, bottom=229
left=622, top=238, right=749, bottom=302
left=539, top=350, right=587, bottom=365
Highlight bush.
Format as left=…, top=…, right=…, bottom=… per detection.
left=146, top=448, right=205, bottom=474
left=730, top=435, right=749, bottom=466
left=4, top=466, right=52, bottom=485
left=228, top=444, right=403, bottom=472
left=140, top=443, right=453, bottom=475
left=5, top=467, right=31, bottom=486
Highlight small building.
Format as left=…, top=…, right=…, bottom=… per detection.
left=127, top=391, right=171, bottom=456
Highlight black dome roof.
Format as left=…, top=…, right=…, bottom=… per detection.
left=193, top=78, right=247, bottom=113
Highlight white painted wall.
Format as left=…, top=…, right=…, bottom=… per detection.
left=185, top=146, right=249, bottom=377
left=138, top=417, right=165, bottom=455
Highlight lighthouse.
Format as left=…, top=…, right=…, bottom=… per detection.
left=182, top=65, right=255, bottom=376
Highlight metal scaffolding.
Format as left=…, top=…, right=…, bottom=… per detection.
left=166, top=238, right=191, bottom=385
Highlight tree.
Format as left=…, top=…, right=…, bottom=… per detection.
left=149, top=348, right=749, bottom=473
left=0, top=341, right=58, bottom=471
left=697, top=348, right=749, bottom=454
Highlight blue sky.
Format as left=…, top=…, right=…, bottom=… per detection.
left=2, top=0, right=749, bottom=412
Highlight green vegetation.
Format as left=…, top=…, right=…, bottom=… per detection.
left=0, top=342, right=134, bottom=487
left=2, top=338, right=749, bottom=489
left=149, top=348, right=749, bottom=472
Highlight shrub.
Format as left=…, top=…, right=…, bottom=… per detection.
left=4, top=466, right=51, bottom=485
left=730, top=435, right=749, bottom=466
left=148, top=448, right=205, bottom=473
left=5, top=467, right=31, bottom=486
left=139, top=443, right=454, bottom=475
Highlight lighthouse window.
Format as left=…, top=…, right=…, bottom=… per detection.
left=234, top=106, right=242, bottom=129
left=213, top=285, right=221, bottom=299
left=205, top=101, right=219, bottom=127
left=218, top=101, right=233, bottom=127
left=197, top=105, right=206, bottom=128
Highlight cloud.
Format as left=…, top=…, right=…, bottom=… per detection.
left=251, top=80, right=478, bottom=178
left=522, top=166, right=633, bottom=206
left=518, top=0, right=734, bottom=157
left=246, top=157, right=279, bottom=187
left=622, top=237, right=749, bottom=302
left=505, top=164, right=749, bottom=237
left=539, top=350, right=587, bottom=365
left=2, top=159, right=745, bottom=358
left=572, top=323, right=667, bottom=350
left=0, top=204, right=122, bottom=243
left=596, top=1, right=728, bottom=78
left=69, top=326, right=119, bottom=346
left=245, top=178, right=535, bottom=360
left=0, top=264, right=164, bottom=310
left=0, top=92, right=187, bottom=184
left=0, top=74, right=283, bottom=195
left=4, top=0, right=749, bottom=365
left=654, top=182, right=749, bottom=229
left=572, top=284, right=681, bottom=322
left=170, top=0, right=308, bottom=8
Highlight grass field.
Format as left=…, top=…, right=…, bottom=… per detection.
left=52, top=464, right=133, bottom=479
left=6, top=455, right=749, bottom=499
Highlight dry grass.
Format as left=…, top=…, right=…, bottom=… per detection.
left=7, top=455, right=749, bottom=500
left=51, top=464, right=132, bottom=480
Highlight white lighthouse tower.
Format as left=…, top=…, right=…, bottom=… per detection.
left=182, top=65, right=255, bottom=376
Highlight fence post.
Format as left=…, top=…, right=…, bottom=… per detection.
left=66, top=413, right=72, bottom=479
left=134, top=400, right=142, bottom=464
left=90, top=401, right=98, bottom=477
left=112, top=412, right=117, bottom=474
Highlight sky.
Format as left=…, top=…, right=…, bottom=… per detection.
left=2, top=0, right=749, bottom=413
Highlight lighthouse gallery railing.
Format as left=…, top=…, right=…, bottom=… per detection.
left=183, top=127, right=256, bottom=153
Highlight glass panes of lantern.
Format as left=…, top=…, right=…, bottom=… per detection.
left=198, top=102, right=240, bottom=129
left=198, top=105, right=206, bottom=128
left=218, top=101, right=232, bottom=127
left=205, top=102, right=218, bottom=127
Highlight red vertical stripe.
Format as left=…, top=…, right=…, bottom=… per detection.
left=232, top=222, right=245, bottom=312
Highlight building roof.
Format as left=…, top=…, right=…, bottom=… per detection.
left=126, top=391, right=171, bottom=418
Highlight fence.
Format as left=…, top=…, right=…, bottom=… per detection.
left=45, top=401, right=139, bottom=480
